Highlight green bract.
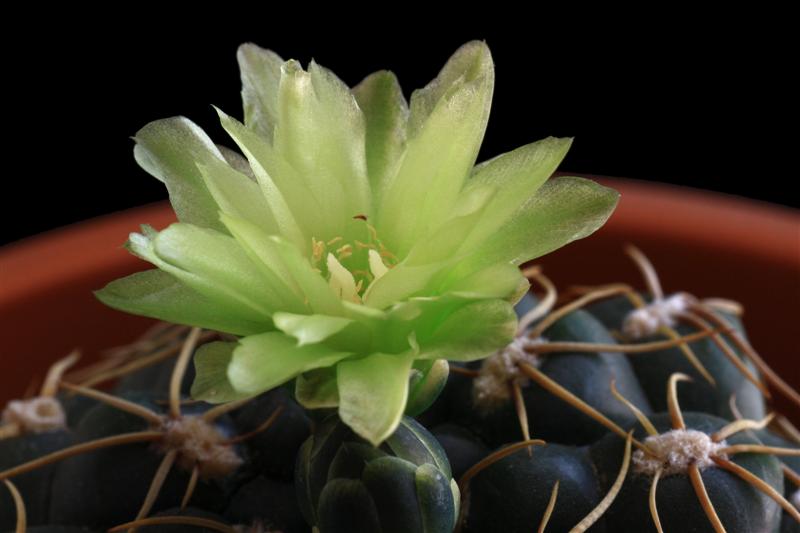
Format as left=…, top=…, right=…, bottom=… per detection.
left=96, top=41, right=619, bottom=445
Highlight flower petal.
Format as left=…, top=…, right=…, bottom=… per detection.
left=458, top=176, right=620, bottom=273
left=237, top=43, right=284, bottom=141
left=337, top=352, right=415, bottom=446
left=133, top=117, right=227, bottom=233
left=94, top=269, right=269, bottom=336
left=228, top=332, right=351, bottom=395
left=405, top=359, right=449, bottom=417
left=273, top=59, right=371, bottom=227
left=416, top=299, right=517, bottom=362
left=273, top=312, right=353, bottom=346
left=216, top=145, right=255, bottom=179
left=128, top=223, right=287, bottom=319
left=295, top=367, right=339, bottom=408
left=216, top=108, right=310, bottom=248
left=376, top=41, right=494, bottom=257
left=220, top=213, right=343, bottom=316
left=191, top=341, right=253, bottom=403
left=197, top=156, right=281, bottom=235
left=458, top=136, right=573, bottom=251
left=352, top=70, right=408, bottom=204
left=363, top=186, right=496, bottom=309
left=441, top=262, right=528, bottom=302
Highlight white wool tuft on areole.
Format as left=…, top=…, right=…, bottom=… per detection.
left=162, top=416, right=243, bottom=479
left=632, top=429, right=728, bottom=477
left=623, top=293, right=692, bottom=339
left=472, top=335, right=546, bottom=412
left=1, top=396, right=66, bottom=433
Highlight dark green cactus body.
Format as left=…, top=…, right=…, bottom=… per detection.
left=224, top=476, right=309, bottom=532
left=0, top=430, right=76, bottom=529
left=751, top=429, right=800, bottom=533
left=447, top=297, right=651, bottom=446
left=231, top=387, right=312, bottom=482
left=430, top=424, right=489, bottom=480
left=588, top=295, right=766, bottom=420
left=463, top=443, right=606, bottom=533
left=48, top=394, right=238, bottom=527
left=295, top=415, right=458, bottom=533
left=150, top=507, right=231, bottom=532
left=590, top=412, right=783, bottom=533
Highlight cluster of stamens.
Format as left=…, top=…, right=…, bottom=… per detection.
left=309, top=219, right=397, bottom=302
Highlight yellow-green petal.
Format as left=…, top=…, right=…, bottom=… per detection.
left=191, top=341, right=253, bottom=403
left=376, top=41, right=494, bottom=257
left=458, top=136, right=573, bottom=251
left=228, top=332, right=351, bottom=395
left=237, top=43, right=284, bottom=141
left=95, top=269, right=269, bottom=336
left=352, top=70, right=408, bottom=205
left=197, top=157, right=280, bottom=235
left=273, top=312, right=353, bottom=346
left=337, top=352, right=415, bottom=446
left=295, top=367, right=339, bottom=408
left=457, top=176, right=620, bottom=273
left=416, top=299, right=517, bottom=362
left=133, top=117, right=227, bottom=233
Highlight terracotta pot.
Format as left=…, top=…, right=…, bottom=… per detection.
left=1, top=178, right=798, bottom=413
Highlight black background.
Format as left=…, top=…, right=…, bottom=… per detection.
left=3, top=15, right=795, bottom=245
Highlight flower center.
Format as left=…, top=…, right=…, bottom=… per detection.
left=310, top=221, right=397, bottom=303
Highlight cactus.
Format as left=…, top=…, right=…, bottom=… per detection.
left=2, top=41, right=799, bottom=533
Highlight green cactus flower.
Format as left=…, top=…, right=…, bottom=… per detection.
left=96, top=40, right=619, bottom=445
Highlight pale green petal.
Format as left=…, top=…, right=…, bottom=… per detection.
left=197, top=156, right=280, bottom=235
left=273, top=60, right=371, bottom=228
left=228, top=332, right=351, bottom=395
left=237, top=43, right=284, bottom=141
left=273, top=312, right=353, bottom=346
left=457, top=176, right=619, bottom=273
left=352, top=70, right=408, bottom=204
left=441, top=262, right=527, bottom=301
left=407, top=41, right=493, bottom=136
left=405, top=359, right=449, bottom=417
left=295, top=367, right=339, bottom=408
left=220, top=212, right=343, bottom=316
left=362, top=262, right=445, bottom=310
left=94, top=269, right=269, bottom=336
left=191, top=341, right=253, bottom=403
left=125, top=226, right=281, bottom=322
left=219, top=213, right=310, bottom=311
left=270, top=237, right=345, bottom=316
left=403, top=185, right=496, bottom=266
left=416, top=299, right=517, bottom=361
left=376, top=42, right=494, bottom=257
left=337, top=352, right=415, bottom=445
left=216, top=108, right=309, bottom=248
left=216, top=145, right=256, bottom=179
left=363, top=186, right=496, bottom=309
left=458, top=137, right=573, bottom=251
left=133, top=117, right=227, bottom=233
